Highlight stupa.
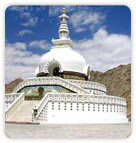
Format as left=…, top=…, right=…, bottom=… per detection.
left=5, top=8, right=128, bottom=124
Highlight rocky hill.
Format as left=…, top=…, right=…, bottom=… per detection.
left=89, top=63, right=131, bottom=121
left=5, top=64, right=131, bottom=120
left=5, top=78, right=23, bottom=93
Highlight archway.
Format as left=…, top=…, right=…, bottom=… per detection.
left=53, top=66, right=60, bottom=76
left=48, top=61, right=61, bottom=76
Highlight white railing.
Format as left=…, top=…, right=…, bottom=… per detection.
left=5, top=92, right=25, bottom=120
left=67, top=79, right=107, bottom=93
left=32, top=92, right=127, bottom=122
left=13, top=77, right=90, bottom=94
left=32, top=93, right=49, bottom=122
left=47, top=93, right=126, bottom=106
left=5, top=93, right=21, bottom=109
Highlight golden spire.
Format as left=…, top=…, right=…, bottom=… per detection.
left=62, top=8, right=66, bottom=14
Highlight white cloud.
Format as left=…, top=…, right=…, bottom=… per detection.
left=29, top=40, right=50, bottom=50
left=5, top=39, right=52, bottom=83
left=70, top=11, right=105, bottom=33
left=8, top=6, right=38, bottom=27
left=8, top=6, right=29, bottom=13
left=22, top=17, right=38, bottom=27
left=74, top=27, right=86, bottom=33
left=6, top=42, right=26, bottom=50
left=20, top=12, right=31, bottom=19
left=48, top=6, right=94, bottom=16
left=5, top=42, right=43, bottom=83
left=48, top=6, right=75, bottom=16
left=18, top=29, right=33, bottom=36
left=74, top=28, right=131, bottom=71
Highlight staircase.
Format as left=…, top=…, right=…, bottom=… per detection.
left=6, top=77, right=91, bottom=123
left=6, top=100, right=39, bottom=122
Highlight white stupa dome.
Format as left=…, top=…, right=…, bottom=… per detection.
left=38, top=46, right=88, bottom=75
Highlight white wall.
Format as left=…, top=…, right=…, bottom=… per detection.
left=45, top=102, right=128, bottom=124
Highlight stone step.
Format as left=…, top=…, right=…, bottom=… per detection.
left=6, top=100, right=39, bottom=122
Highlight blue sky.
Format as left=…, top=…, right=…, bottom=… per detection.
left=5, top=5, right=131, bottom=83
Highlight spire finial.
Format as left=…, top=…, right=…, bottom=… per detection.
left=62, top=8, right=66, bottom=14
left=58, top=8, right=69, bottom=39
left=52, top=8, right=72, bottom=47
